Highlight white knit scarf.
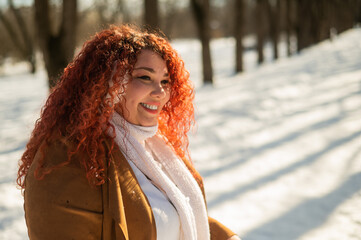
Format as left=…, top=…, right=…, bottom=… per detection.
left=109, top=112, right=210, bottom=240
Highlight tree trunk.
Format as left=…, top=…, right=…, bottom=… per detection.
left=358, top=0, right=361, bottom=23
left=296, top=0, right=312, bottom=52
left=267, top=0, right=280, bottom=60
left=35, top=0, right=77, bottom=88
left=144, top=0, right=159, bottom=30
left=309, top=1, right=318, bottom=45
left=285, top=0, right=293, bottom=56
left=235, top=0, right=244, bottom=73
left=311, top=0, right=329, bottom=45
left=9, top=0, right=36, bottom=73
left=163, top=0, right=178, bottom=39
left=314, top=0, right=329, bottom=43
left=191, top=0, right=213, bottom=84
left=256, top=0, right=267, bottom=64
left=62, top=0, right=77, bottom=59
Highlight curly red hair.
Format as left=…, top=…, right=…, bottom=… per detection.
left=17, top=25, right=199, bottom=189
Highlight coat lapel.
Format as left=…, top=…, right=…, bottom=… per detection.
left=102, top=138, right=157, bottom=240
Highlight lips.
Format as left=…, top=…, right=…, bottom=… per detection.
left=140, top=103, right=158, bottom=110
left=139, top=102, right=161, bottom=114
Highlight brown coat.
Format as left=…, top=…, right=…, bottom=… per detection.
left=24, top=137, right=235, bottom=239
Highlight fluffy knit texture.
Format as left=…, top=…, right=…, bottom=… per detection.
left=109, top=112, right=210, bottom=240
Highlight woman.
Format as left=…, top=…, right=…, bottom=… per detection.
left=17, top=25, right=240, bottom=240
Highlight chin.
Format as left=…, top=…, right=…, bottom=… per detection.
left=140, top=122, right=157, bottom=127
left=139, top=119, right=158, bottom=127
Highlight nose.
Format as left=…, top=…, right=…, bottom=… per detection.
left=150, top=82, right=167, bottom=99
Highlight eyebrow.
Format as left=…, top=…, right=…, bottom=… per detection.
left=134, top=67, right=169, bottom=77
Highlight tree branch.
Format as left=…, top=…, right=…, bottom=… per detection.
left=8, top=0, right=33, bottom=57
left=0, top=9, right=26, bottom=54
left=34, top=0, right=50, bottom=39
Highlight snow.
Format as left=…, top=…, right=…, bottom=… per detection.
left=1, top=28, right=361, bottom=239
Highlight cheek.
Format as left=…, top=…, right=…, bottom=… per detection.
left=115, top=89, right=137, bottom=114
left=124, top=82, right=144, bottom=105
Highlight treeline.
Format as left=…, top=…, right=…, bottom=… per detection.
left=236, top=0, right=361, bottom=67
left=0, top=0, right=360, bottom=87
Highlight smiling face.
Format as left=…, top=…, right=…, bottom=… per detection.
left=115, top=49, right=171, bottom=127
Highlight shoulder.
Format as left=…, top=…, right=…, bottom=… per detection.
left=29, top=136, right=78, bottom=170
left=25, top=136, right=103, bottom=213
left=24, top=137, right=104, bottom=239
left=28, top=135, right=112, bottom=176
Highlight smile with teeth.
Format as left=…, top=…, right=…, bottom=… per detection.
left=140, top=103, right=158, bottom=110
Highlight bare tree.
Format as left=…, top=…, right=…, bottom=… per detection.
left=256, top=0, right=267, bottom=64
left=191, top=0, right=213, bottom=84
left=235, top=0, right=245, bottom=73
left=314, top=0, right=330, bottom=43
left=295, top=0, right=310, bottom=52
left=296, top=0, right=320, bottom=52
left=0, top=0, right=36, bottom=73
left=35, top=0, right=77, bottom=88
left=284, top=0, right=294, bottom=56
left=335, top=0, right=357, bottom=33
left=161, top=0, right=179, bottom=39
left=267, top=0, right=280, bottom=60
left=94, top=0, right=127, bottom=26
left=144, top=0, right=159, bottom=30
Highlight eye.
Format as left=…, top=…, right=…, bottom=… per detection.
left=138, top=75, right=151, bottom=81
left=161, top=79, right=170, bottom=85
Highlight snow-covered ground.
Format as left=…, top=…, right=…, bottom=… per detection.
left=1, top=29, right=361, bottom=239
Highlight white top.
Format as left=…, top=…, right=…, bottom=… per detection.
left=126, top=123, right=180, bottom=240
